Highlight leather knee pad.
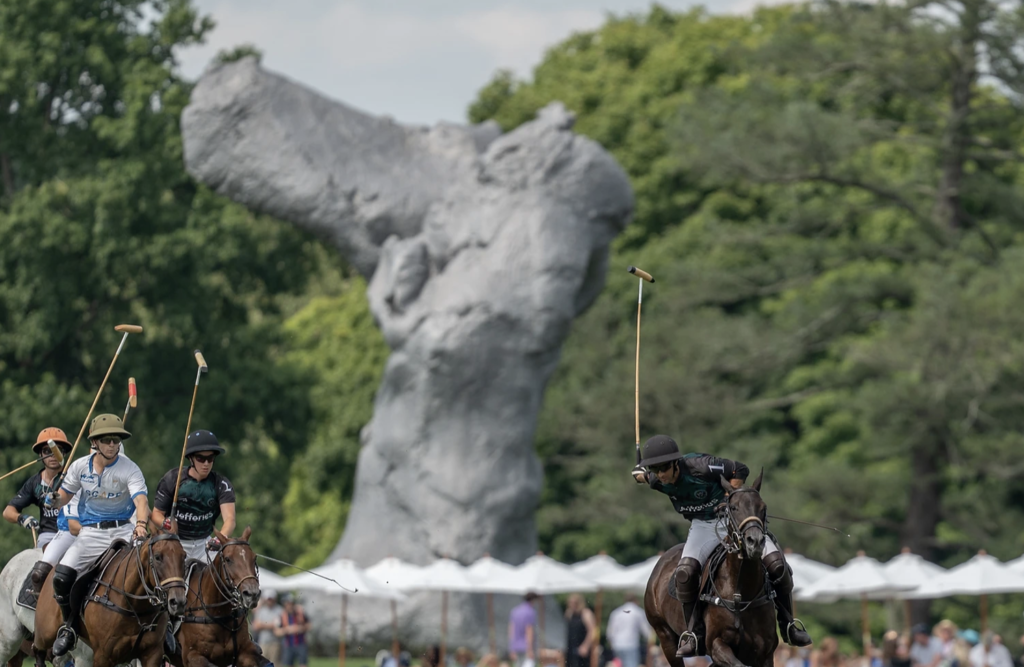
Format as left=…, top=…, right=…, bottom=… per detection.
left=52, top=565, right=77, bottom=602
left=762, top=552, right=790, bottom=587
left=31, top=561, right=52, bottom=584
left=675, top=557, right=702, bottom=602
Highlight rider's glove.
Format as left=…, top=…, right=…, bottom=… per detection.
left=43, top=491, right=59, bottom=508
left=206, top=535, right=222, bottom=552
left=162, top=517, right=173, bottom=531
left=18, top=514, right=39, bottom=530
left=631, top=465, right=647, bottom=484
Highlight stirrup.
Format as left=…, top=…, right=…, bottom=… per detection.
left=783, top=618, right=812, bottom=646
left=676, top=631, right=700, bottom=658
left=53, top=625, right=77, bottom=656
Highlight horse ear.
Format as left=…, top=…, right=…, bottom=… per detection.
left=751, top=468, right=763, bottom=493
left=241, top=526, right=252, bottom=542
left=719, top=475, right=733, bottom=495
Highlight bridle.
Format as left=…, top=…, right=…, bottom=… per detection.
left=206, top=539, right=260, bottom=612
left=718, top=487, right=766, bottom=558
left=88, top=533, right=187, bottom=630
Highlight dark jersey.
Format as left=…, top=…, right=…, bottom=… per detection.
left=154, top=467, right=235, bottom=541
left=7, top=471, right=60, bottom=534
left=648, top=453, right=749, bottom=521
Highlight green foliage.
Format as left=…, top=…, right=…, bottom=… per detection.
left=0, top=0, right=332, bottom=566
left=469, top=0, right=1024, bottom=639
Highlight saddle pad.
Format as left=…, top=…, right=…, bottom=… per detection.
left=16, top=572, right=37, bottom=611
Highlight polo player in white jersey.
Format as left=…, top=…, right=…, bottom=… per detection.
left=45, top=413, right=150, bottom=656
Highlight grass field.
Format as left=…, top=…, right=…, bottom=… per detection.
left=308, top=656, right=376, bottom=667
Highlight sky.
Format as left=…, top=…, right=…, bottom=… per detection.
left=176, top=0, right=759, bottom=126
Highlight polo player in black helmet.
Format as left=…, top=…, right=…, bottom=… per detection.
left=151, top=429, right=236, bottom=562
left=632, top=435, right=812, bottom=658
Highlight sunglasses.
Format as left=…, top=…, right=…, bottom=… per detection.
left=649, top=462, right=674, bottom=474
left=97, top=436, right=121, bottom=445
left=191, top=454, right=217, bottom=464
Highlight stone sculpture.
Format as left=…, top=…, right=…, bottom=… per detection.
left=181, top=57, right=633, bottom=647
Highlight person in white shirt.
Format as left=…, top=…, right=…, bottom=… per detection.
left=606, top=594, right=652, bottom=667
left=969, top=633, right=1013, bottom=667
left=45, top=414, right=150, bottom=657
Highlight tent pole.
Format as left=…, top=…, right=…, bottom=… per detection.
left=441, top=591, right=449, bottom=667
left=861, top=595, right=870, bottom=656
left=488, top=592, right=496, bottom=654
left=339, top=594, right=347, bottom=667
left=980, top=594, right=989, bottom=633
left=592, top=590, right=604, bottom=667
left=392, top=599, right=400, bottom=662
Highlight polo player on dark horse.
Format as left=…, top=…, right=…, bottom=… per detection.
left=632, top=435, right=813, bottom=659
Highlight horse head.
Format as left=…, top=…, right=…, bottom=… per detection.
left=719, top=469, right=767, bottom=561
left=211, top=526, right=261, bottom=610
left=144, top=527, right=188, bottom=616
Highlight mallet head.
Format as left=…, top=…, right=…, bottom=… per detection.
left=114, top=324, right=144, bottom=334
left=627, top=266, right=655, bottom=283
left=194, top=350, right=208, bottom=373
left=46, top=440, right=64, bottom=466
left=128, top=377, right=138, bottom=408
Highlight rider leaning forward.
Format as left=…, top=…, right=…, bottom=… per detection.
left=631, top=435, right=813, bottom=658
left=152, top=429, right=236, bottom=562
left=45, top=413, right=150, bottom=657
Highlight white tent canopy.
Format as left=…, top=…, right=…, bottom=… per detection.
left=878, top=549, right=945, bottom=600
left=785, top=552, right=837, bottom=595
left=415, top=558, right=479, bottom=592
left=364, top=557, right=426, bottom=593
left=258, top=568, right=290, bottom=594
left=286, top=559, right=406, bottom=600
left=797, top=552, right=914, bottom=602
left=904, top=551, right=1024, bottom=598
left=466, top=555, right=522, bottom=593
left=571, top=553, right=626, bottom=583
left=593, top=554, right=661, bottom=591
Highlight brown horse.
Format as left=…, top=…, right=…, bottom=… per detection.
left=33, top=532, right=188, bottom=667
left=645, top=472, right=778, bottom=667
left=169, top=527, right=269, bottom=667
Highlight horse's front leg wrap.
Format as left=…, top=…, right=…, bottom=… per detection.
left=762, top=552, right=811, bottom=647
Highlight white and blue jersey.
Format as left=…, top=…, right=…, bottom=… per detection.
left=60, top=453, right=147, bottom=526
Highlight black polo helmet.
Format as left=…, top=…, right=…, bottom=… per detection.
left=638, top=434, right=684, bottom=468
left=184, top=429, right=226, bottom=458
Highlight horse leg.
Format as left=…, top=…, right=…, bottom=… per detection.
left=236, top=646, right=273, bottom=667
left=183, top=654, right=216, bottom=667
left=651, top=623, right=686, bottom=667
left=710, top=639, right=749, bottom=667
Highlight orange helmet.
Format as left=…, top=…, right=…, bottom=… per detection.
left=33, top=427, right=72, bottom=456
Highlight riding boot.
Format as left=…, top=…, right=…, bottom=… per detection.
left=674, top=557, right=704, bottom=658
left=18, top=561, right=52, bottom=608
left=763, top=552, right=812, bottom=647
left=51, top=565, right=79, bottom=657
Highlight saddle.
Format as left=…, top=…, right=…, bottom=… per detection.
left=668, top=545, right=774, bottom=612
left=15, top=540, right=127, bottom=612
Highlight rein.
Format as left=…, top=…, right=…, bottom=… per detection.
left=178, top=539, right=258, bottom=665
left=88, top=533, right=187, bottom=645
left=702, top=489, right=774, bottom=626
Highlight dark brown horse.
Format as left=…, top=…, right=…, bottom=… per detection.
left=33, top=531, right=188, bottom=667
left=645, top=472, right=778, bottom=667
left=169, top=527, right=269, bottom=667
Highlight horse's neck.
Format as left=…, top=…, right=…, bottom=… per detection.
left=198, top=560, right=229, bottom=608
left=110, top=548, right=148, bottom=610
left=719, top=552, right=766, bottom=601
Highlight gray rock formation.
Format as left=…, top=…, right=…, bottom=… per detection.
left=181, top=57, right=633, bottom=649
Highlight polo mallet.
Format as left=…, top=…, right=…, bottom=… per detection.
left=0, top=438, right=66, bottom=482
left=169, top=350, right=208, bottom=528
left=58, top=324, right=144, bottom=482
left=123, top=377, right=138, bottom=424
left=627, top=266, right=655, bottom=465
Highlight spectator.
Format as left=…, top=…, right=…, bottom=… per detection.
left=648, top=645, right=670, bottom=667
left=510, top=592, right=540, bottom=667
left=936, top=621, right=959, bottom=665
left=911, top=624, right=944, bottom=667
left=456, top=648, right=475, bottom=667
left=421, top=645, right=441, bottom=667
left=969, top=633, right=1012, bottom=667
left=606, top=594, right=653, bottom=667
left=276, top=592, right=310, bottom=667
left=540, top=648, right=565, bottom=667
left=1015, top=635, right=1024, bottom=667
left=477, top=654, right=500, bottom=667
left=252, top=589, right=282, bottom=664
left=811, top=637, right=841, bottom=667
left=565, top=594, right=598, bottom=667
